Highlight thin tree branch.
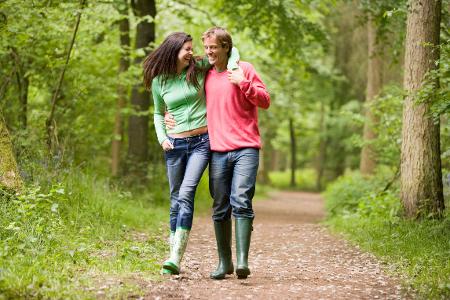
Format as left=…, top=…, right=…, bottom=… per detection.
left=382, top=165, right=400, bottom=192
left=46, top=0, right=87, bottom=151
left=172, top=0, right=216, bottom=27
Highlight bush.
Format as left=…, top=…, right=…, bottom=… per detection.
left=324, top=168, right=397, bottom=217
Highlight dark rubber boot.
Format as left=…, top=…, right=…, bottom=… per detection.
left=235, top=218, right=252, bottom=279
left=210, top=219, right=234, bottom=279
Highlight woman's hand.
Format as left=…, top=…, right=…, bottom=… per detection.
left=164, top=113, right=177, bottom=130
left=227, top=67, right=245, bottom=85
left=161, top=139, right=174, bottom=151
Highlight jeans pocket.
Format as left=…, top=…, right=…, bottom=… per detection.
left=167, top=136, right=176, bottom=150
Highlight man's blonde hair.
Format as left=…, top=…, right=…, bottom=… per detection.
left=202, top=26, right=233, bottom=57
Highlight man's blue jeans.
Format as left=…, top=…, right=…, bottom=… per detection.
left=209, top=148, right=259, bottom=221
left=165, top=133, right=210, bottom=231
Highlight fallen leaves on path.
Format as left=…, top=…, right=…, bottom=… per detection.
left=144, top=191, right=412, bottom=299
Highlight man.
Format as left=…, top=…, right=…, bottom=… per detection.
left=166, top=27, right=270, bottom=280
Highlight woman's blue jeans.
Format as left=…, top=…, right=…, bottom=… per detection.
left=209, top=148, right=259, bottom=221
left=164, top=133, right=210, bottom=232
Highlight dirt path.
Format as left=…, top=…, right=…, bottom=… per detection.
left=144, top=191, right=408, bottom=299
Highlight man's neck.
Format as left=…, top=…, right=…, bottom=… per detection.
left=214, top=60, right=227, bottom=72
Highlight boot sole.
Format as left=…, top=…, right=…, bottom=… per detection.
left=210, top=267, right=234, bottom=280
left=161, top=268, right=175, bottom=276
left=236, top=267, right=250, bottom=279
left=162, top=261, right=179, bottom=275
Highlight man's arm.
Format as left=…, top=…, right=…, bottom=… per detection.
left=227, top=63, right=270, bottom=109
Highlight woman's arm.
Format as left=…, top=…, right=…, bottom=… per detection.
left=227, top=47, right=240, bottom=70
left=152, top=79, right=169, bottom=145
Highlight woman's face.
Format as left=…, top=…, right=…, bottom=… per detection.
left=177, top=41, right=193, bottom=69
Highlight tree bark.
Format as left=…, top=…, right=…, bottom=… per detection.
left=111, top=0, right=130, bottom=177
left=127, top=0, right=156, bottom=178
left=360, top=15, right=382, bottom=175
left=316, top=99, right=328, bottom=191
left=0, top=112, right=22, bottom=191
left=19, top=76, right=28, bottom=130
left=258, top=125, right=275, bottom=185
left=289, top=117, right=297, bottom=188
left=401, top=0, right=444, bottom=218
left=10, top=49, right=28, bottom=130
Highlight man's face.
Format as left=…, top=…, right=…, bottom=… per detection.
left=203, top=35, right=229, bottom=67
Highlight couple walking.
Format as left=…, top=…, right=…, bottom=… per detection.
left=143, top=27, right=270, bottom=279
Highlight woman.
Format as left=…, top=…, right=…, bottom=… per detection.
left=143, top=32, right=238, bottom=275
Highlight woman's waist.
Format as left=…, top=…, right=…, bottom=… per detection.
left=168, top=125, right=208, bottom=139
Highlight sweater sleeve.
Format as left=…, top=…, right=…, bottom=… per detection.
left=227, top=47, right=240, bottom=70
left=152, top=79, right=168, bottom=145
left=238, top=63, right=271, bottom=109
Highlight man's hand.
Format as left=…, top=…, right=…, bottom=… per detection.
left=161, top=139, right=174, bottom=151
left=164, top=113, right=176, bottom=130
left=227, top=67, right=245, bottom=85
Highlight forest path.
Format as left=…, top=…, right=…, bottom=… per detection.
left=144, top=191, right=408, bottom=299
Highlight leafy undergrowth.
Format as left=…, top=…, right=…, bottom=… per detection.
left=325, top=171, right=450, bottom=299
left=268, top=168, right=317, bottom=191
left=0, top=171, right=170, bottom=299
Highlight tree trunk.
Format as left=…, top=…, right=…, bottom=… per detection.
left=111, top=0, right=130, bottom=177
left=289, top=117, right=297, bottom=188
left=316, top=100, right=328, bottom=191
left=258, top=126, right=275, bottom=185
left=10, top=48, right=28, bottom=131
left=0, top=113, right=22, bottom=191
left=270, top=150, right=280, bottom=171
left=360, top=15, right=382, bottom=175
left=127, top=0, right=156, bottom=178
left=401, top=0, right=444, bottom=218
left=19, top=76, right=28, bottom=130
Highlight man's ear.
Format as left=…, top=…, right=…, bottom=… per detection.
left=225, top=45, right=231, bottom=56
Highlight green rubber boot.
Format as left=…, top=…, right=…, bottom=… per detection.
left=210, top=219, right=234, bottom=280
left=161, top=231, right=175, bottom=275
left=162, top=228, right=190, bottom=275
left=235, top=218, right=252, bottom=279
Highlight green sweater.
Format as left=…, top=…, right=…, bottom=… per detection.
left=152, top=49, right=239, bottom=145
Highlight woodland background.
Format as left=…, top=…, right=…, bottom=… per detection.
left=0, top=0, right=449, bottom=298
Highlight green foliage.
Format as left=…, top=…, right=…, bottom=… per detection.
left=370, top=85, right=404, bottom=166
left=269, top=169, right=317, bottom=191
left=210, top=0, right=330, bottom=60
left=325, top=172, right=450, bottom=298
left=358, top=0, right=407, bottom=57
left=415, top=40, right=450, bottom=121
left=324, top=168, right=397, bottom=216
left=0, top=170, right=168, bottom=298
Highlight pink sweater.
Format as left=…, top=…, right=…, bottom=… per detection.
left=205, top=61, right=270, bottom=152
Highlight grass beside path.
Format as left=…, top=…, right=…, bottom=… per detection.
left=324, top=171, right=450, bottom=299
left=0, top=171, right=171, bottom=299
left=0, top=165, right=272, bottom=299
